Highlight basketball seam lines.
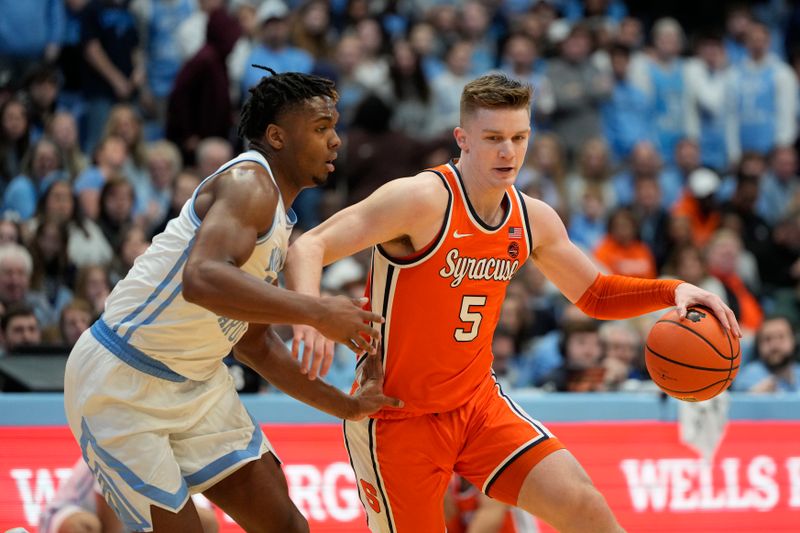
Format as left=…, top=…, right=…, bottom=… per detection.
left=645, top=344, right=740, bottom=372
left=655, top=319, right=739, bottom=360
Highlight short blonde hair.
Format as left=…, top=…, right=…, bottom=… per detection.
left=460, top=74, right=532, bottom=123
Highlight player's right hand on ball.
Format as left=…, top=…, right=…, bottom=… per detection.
left=348, top=350, right=403, bottom=420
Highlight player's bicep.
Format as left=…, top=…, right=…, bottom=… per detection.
left=525, top=195, right=599, bottom=302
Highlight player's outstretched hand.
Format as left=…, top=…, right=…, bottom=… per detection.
left=293, top=296, right=383, bottom=380
left=348, top=350, right=403, bottom=421
left=674, top=282, right=742, bottom=337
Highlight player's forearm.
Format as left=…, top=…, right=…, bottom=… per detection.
left=182, top=260, right=325, bottom=327
left=235, top=328, right=357, bottom=419
left=284, top=239, right=326, bottom=296
left=575, top=273, right=684, bottom=320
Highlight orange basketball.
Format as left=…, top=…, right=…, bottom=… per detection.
left=645, top=306, right=740, bottom=402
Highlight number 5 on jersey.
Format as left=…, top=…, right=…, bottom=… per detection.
left=454, top=295, right=487, bottom=342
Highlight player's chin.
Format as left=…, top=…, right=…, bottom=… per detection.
left=311, top=173, right=328, bottom=187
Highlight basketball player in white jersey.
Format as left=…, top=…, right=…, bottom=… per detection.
left=64, top=69, right=401, bottom=533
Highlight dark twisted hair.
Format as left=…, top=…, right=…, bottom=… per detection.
left=238, top=66, right=338, bottom=143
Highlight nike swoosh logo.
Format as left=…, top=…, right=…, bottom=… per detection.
left=453, top=230, right=473, bottom=239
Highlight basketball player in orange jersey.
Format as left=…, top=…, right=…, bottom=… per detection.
left=284, top=74, right=742, bottom=532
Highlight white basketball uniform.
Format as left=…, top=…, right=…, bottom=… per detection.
left=64, top=150, right=295, bottom=532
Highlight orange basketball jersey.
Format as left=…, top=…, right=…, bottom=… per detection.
left=365, top=161, right=532, bottom=418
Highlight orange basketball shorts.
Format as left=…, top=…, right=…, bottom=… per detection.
left=343, top=375, right=564, bottom=532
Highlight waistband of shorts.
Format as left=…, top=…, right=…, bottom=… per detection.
left=90, top=319, right=187, bottom=382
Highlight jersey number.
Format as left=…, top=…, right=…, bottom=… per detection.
left=454, top=295, right=487, bottom=342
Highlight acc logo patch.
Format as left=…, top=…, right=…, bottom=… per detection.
left=507, top=241, right=519, bottom=259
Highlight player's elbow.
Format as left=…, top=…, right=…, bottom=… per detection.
left=182, top=261, right=213, bottom=306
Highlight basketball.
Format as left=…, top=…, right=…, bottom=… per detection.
left=645, top=306, right=740, bottom=402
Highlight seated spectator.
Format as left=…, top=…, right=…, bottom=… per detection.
left=195, top=137, right=232, bottom=179
left=593, top=207, right=657, bottom=278
left=492, top=327, right=521, bottom=391
left=47, top=110, right=89, bottom=180
left=73, top=264, right=111, bottom=318
left=599, top=320, right=651, bottom=391
left=568, top=184, right=607, bottom=252
left=0, top=302, right=42, bottom=355
left=0, top=97, right=31, bottom=185
left=0, top=215, right=23, bottom=245
left=537, top=318, right=605, bottom=392
left=706, top=228, right=764, bottom=335
left=28, top=217, right=75, bottom=324
left=140, top=140, right=182, bottom=231
left=672, top=167, right=722, bottom=248
left=74, top=135, right=129, bottom=220
left=565, top=137, right=616, bottom=214
left=150, top=170, right=201, bottom=238
left=734, top=315, right=799, bottom=393
left=0, top=243, right=53, bottom=327
left=630, top=174, right=671, bottom=269
left=444, top=474, right=535, bottom=533
left=31, top=180, right=113, bottom=268
left=97, top=177, right=136, bottom=251
left=3, top=136, right=66, bottom=220
left=109, top=225, right=150, bottom=285
left=662, top=244, right=728, bottom=302
left=44, top=298, right=92, bottom=349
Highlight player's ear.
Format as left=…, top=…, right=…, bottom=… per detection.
left=265, top=124, right=285, bottom=150
left=454, top=126, right=468, bottom=152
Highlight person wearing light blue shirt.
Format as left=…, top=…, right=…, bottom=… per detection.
left=734, top=315, right=800, bottom=393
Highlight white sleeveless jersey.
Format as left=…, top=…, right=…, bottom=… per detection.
left=101, top=151, right=295, bottom=380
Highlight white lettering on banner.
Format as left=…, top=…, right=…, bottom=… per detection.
left=11, top=468, right=72, bottom=526
left=785, top=458, right=800, bottom=507
left=284, top=462, right=360, bottom=522
left=620, top=457, right=783, bottom=512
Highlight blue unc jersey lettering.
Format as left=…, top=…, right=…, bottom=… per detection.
left=100, top=151, right=296, bottom=380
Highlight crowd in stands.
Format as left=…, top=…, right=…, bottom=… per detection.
left=0, top=0, right=798, bottom=394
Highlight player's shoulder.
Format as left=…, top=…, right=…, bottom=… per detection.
left=384, top=169, right=449, bottom=202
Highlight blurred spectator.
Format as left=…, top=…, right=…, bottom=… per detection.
left=130, top=0, right=196, bottom=127
left=343, top=95, right=428, bottom=206
left=0, top=0, right=65, bottom=82
left=53, top=298, right=93, bottom=347
left=734, top=315, right=799, bottom=393
left=492, top=326, right=520, bottom=391
left=638, top=18, right=688, bottom=164
left=74, top=134, right=128, bottom=220
left=759, top=146, right=800, bottom=225
left=109, top=224, right=149, bottom=284
left=672, top=167, right=722, bottom=247
left=101, top=104, right=150, bottom=203
left=97, top=177, right=135, bottom=251
left=593, top=206, right=657, bottom=278
left=0, top=97, right=31, bottom=185
left=662, top=244, right=728, bottom=302
left=167, top=6, right=241, bottom=163
left=24, top=65, right=61, bottom=141
left=565, top=137, right=615, bottom=213
left=176, top=0, right=224, bottom=62
left=0, top=243, right=53, bottom=327
left=547, top=23, right=612, bottom=158
left=518, top=133, right=566, bottom=213
left=500, top=33, right=554, bottom=124
left=31, top=180, right=113, bottom=268
left=727, top=21, right=797, bottom=162
left=47, top=111, right=89, bottom=180
left=79, top=0, right=141, bottom=153
left=706, top=228, right=764, bottom=335
left=537, top=318, right=605, bottom=392
left=684, top=31, right=732, bottom=171
left=601, top=43, right=654, bottom=163
left=430, top=40, right=474, bottom=135
left=352, top=17, right=390, bottom=92
left=195, top=136, right=232, bottom=178
left=291, top=0, right=335, bottom=61
left=459, top=1, right=496, bottom=75
left=0, top=216, right=22, bottom=245
left=3, top=137, right=66, bottom=221
left=240, top=0, right=313, bottom=99
left=721, top=173, right=773, bottom=278
left=327, top=34, right=368, bottom=129
left=150, top=170, right=200, bottom=237
left=568, top=185, right=607, bottom=253
left=28, top=217, right=74, bottom=323
left=599, top=320, right=649, bottom=391
left=385, top=39, right=435, bottom=139
left=762, top=209, right=800, bottom=294
left=724, top=4, right=752, bottom=65
left=630, top=174, right=670, bottom=269
left=58, top=0, right=91, bottom=116
left=612, top=141, right=666, bottom=208
left=140, top=140, right=181, bottom=230
left=0, top=302, right=42, bottom=355
left=660, top=138, right=702, bottom=209
left=74, top=264, right=110, bottom=317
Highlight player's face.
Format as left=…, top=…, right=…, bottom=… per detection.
left=285, top=96, right=341, bottom=187
left=456, top=107, right=530, bottom=186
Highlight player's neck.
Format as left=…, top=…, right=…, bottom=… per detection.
left=249, top=143, right=301, bottom=209
left=455, top=159, right=508, bottom=225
